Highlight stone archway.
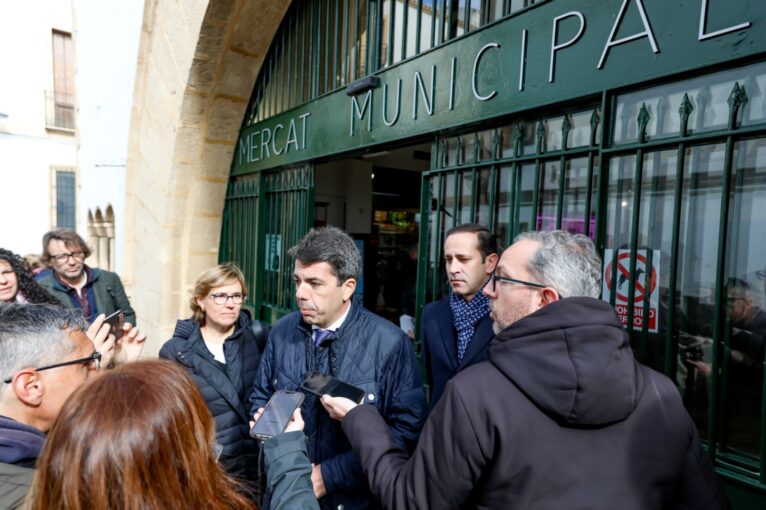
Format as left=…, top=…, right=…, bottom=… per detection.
left=124, top=0, right=291, bottom=351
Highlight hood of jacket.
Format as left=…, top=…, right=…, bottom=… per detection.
left=0, top=416, right=45, bottom=465
left=489, top=297, right=638, bottom=427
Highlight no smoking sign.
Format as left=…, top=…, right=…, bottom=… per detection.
left=602, top=249, right=661, bottom=333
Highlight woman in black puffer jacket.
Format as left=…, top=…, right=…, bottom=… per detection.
left=160, top=263, right=265, bottom=497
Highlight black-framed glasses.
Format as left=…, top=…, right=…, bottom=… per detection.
left=209, top=292, right=245, bottom=305
left=3, top=351, right=101, bottom=384
left=491, top=272, right=547, bottom=293
left=51, top=251, right=86, bottom=263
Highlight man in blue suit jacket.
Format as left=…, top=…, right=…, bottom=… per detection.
left=421, top=224, right=498, bottom=407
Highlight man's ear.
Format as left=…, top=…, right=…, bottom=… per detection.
left=485, top=253, right=499, bottom=274
left=11, top=371, right=44, bottom=407
left=540, top=287, right=560, bottom=306
left=341, top=278, right=357, bottom=302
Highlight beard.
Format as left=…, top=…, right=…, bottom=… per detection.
left=491, top=301, right=536, bottom=334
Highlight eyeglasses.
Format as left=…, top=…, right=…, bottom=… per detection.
left=490, top=272, right=548, bottom=293
left=3, top=351, right=101, bottom=384
left=51, top=251, right=86, bottom=263
left=209, top=292, right=245, bottom=305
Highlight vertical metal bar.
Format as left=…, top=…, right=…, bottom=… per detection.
left=415, top=170, right=431, bottom=348
left=364, top=0, right=380, bottom=76
left=300, top=3, right=307, bottom=104
left=584, top=150, right=595, bottom=238
left=401, top=0, right=409, bottom=60
left=324, top=0, right=331, bottom=93
left=445, top=0, right=453, bottom=41
left=316, top=0, right=323, bottom=97
left=556, top=156, right=566, bottom=229
left=387, top=0, right=395, bottom=66
left=470, top=167, right=478, bottom=222
left=280, top=26, right=286, bottom=112
left=511, top=163, right=521, bottom=240
left=333, top=0, right=340, bottom=89
left=488, top=165, right=498, bottom=232
left=451, top=169, right=460, bottom=227
left=625, top=148, right=645, bottom=338
left=531, top=160, right=541, bottom=232
left=595, top=94, right=610, bottom=253
left=342, top=0, right=349, bottom=84
left=463, top=0, right=470, bottom=34
left=287, top=16, right=293, bottom=110
left=432, top=173, right=445, bottom=301
left=664, top=142, right=686, bottom=377
left=707, top=134, right=736, bottom=463
left=375, top=0, right=384, bottom=71
left=355, top=0, right=362, bottom=79
left=415, top=0, right=423, bottom=54
left=430, top=0, right=437, bottom=49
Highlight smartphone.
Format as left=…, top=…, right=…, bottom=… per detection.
left=301, top=371, right=366, bottom=404
left=103, top=309, right=125, bottom=340
left=249, top=390, right=305, bottom=441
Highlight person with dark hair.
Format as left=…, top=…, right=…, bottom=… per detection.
left=160, top=263, right=265, bottom=493
left=249, top=226, right=427, bottom=510
left=26, top=359, right=318, bottom=510
left=0, top=304, right=107, bottom=509
left=0, top=249, right=60, bottom=305
left=36, top=228, right=136, bottom=325
left=322, top=231, right=727, bottom=509
left=420, top=223, right=498, bottom=407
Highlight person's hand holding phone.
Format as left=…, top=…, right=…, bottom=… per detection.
left=250, top=407, right=305, bottom=433
left=86, top=314, right=116, bottom=369
left=320, top=395, right=359, bottom=422
left=112, top=322, right=147, bottom=365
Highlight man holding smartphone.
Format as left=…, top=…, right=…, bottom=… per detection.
left=249, top=226, right=427, bottom=510
left=322, top=231, right=727, bottom=509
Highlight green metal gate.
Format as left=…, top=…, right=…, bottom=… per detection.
left=219, top=165, right=314, bottom=323
left=416, top=60, right=766, bottom=502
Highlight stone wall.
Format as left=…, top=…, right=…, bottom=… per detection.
left=124, top=0, right=291, bottom=353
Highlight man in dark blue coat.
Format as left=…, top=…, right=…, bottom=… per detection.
left=421, top=224, right=497, bottom=407
left=249, top=226, right=427, bottom=510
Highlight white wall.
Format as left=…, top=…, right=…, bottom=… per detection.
left=74, top=0, right=143, bottom=272
left=0, top=0, right=76, bottom=256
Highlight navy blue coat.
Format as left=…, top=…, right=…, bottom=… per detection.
left=249, top=301, right=428, bottom=510
left=160, top=311, right=262, bottom=483
left=421, top=296, right=494, bottom=407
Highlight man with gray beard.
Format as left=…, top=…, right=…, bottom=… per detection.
left=323, top=230, right=727, bottom=510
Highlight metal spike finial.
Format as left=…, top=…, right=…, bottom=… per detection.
left=678, top=93, right=694, bottom=137
left=637, top=103, right=650, bottom=143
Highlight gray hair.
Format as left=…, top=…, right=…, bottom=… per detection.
left=288, top=226, right=361, bottom=283
left=0, top=303, right=86, bottom=390
left=513, top=230, right=602, bottom=299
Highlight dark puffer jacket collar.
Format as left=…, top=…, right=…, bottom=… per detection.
left=490, top=297, right=638, bottom=426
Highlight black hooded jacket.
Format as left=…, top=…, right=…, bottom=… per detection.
left=342, top=297, right=728, bottom=509
left=160, top=311, right=262, bottom=482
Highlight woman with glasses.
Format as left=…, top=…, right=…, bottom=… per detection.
left=0, top=248, right=61, bottom=305
left=160, top=263, right=264, bottom=498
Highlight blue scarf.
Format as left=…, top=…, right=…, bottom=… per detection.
left=449, top=282, right=490, bottom=363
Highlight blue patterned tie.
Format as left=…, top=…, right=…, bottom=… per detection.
left=314, top=329, right=335, bottom=348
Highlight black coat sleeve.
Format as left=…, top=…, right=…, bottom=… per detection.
left=341, top=380, right=487, bottom=510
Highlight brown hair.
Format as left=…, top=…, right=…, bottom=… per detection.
left=190, top=263, right=248, bottom=326
left=41, top=229, right=91, bottom=264
left=27, top=360, right=255, bottom=510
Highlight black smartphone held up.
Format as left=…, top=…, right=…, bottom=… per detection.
left=301, top=371, right=366, bottom=404
left=103, top=309, right=125, bottom=340
left=249, top=390, right=305, bottom=441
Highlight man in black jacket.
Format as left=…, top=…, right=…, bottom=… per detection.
left=323, top=230, right=728, bottom=510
